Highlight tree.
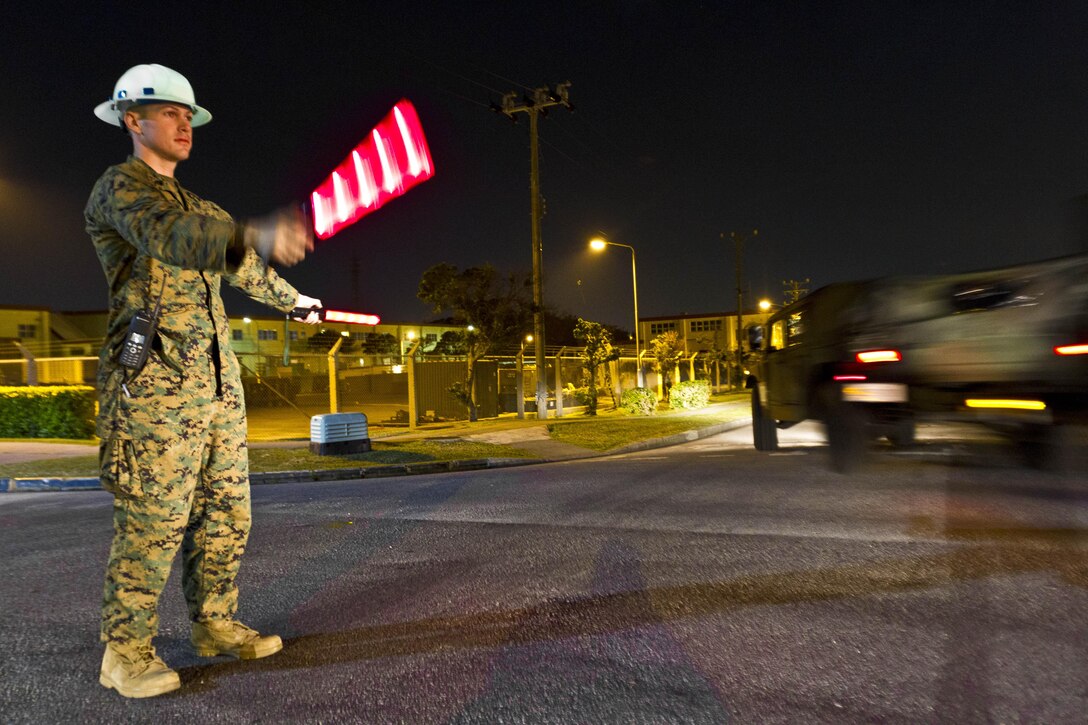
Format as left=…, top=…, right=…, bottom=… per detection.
left=430, top=330, right=467, bottom=357
left=418, top=263, right=531, bottom=421
left=649, top=331, right=685, bottom=401
left=306, top=329, right=356, bottom=353
left=542, top=307, right=628, bottom=349
left=700, top=344, right=730, bottom=388
left=572, top=318, right=619, bottom=416
left=361, top=332, right=398, bottom=355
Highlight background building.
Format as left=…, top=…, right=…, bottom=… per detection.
left=639, top=309, right=771, bottom=356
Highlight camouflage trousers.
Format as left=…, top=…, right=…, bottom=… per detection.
left=98, top=351, right=251, bottom=648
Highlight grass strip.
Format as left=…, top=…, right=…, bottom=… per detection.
left=0, top=439, right=534, bottom=479
left=0, top=396, right=750, bottom=478
left=545, top=404, right=749, bottom=451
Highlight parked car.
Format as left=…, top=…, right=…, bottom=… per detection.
left=747, top=254, right=1088, bottom=471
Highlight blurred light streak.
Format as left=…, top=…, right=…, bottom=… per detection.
left=324, top=309, right=380, bottom=325
left=856, top=350, right=902, bottom=363
left=310, top=100, right=434, bottom=239
left=965, top=399, right=1047, bottom=411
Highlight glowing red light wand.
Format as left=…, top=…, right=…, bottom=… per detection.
left=308, top=99, right=435, bottom=240
left=289, top=307, right=381, bottom=325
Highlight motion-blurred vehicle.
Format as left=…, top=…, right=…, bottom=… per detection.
left=747, top=254, right=1088, bottom=471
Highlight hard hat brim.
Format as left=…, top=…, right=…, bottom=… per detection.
left=94, top=99, right=212, bottom=127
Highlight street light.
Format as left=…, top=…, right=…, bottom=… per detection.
left=241, top=317, right=263, bottom=375
left=589, top=236, right=643, bottom=387
left=516, top=334, right=533, bottom=419
left=728, top=228, right=757, bottom=390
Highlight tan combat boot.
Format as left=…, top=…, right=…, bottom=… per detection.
left=99, top=642, right=181, bottom=698
left=191, top=620, right=283, bottom=660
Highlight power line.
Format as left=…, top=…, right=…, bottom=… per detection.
left=462, top=60, right=534, bottom=93
left=405, top=51, right=509, bottom=96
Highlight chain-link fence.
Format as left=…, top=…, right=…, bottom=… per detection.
left=2, top=340, right=732, bottom=440
left=0, top=340, right=99, bottom=387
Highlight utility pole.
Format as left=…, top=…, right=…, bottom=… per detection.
left=493, top=82, right=573, bottom=419
left=726, top=229, right=757, bottom=388
left=782, top=278, right=810, bottom=305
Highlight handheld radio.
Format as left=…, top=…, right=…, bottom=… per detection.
left=119, top=278, right=166, bottom=372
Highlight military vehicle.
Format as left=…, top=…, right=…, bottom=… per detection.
left=747, top=254, right=1088, bottom=471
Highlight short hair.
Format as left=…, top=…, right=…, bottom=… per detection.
left=120, top=100, right=194, bottom=137
left=120, top=101, right=145, bottom=135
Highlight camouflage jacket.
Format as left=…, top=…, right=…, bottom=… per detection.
left=86, top=156, right=298, bottom=401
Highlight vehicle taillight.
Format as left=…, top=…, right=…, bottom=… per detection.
left=965, top=398, right=1047, bottom=411
left=1055, top=343, right=1088, bottom=356
left=856, top=350, right=901, bottom=363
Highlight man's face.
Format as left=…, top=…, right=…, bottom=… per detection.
left=125, top=102, right=194, bottom=165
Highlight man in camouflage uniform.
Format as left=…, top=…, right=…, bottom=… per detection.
left=87, top=64, right=321, bottom=698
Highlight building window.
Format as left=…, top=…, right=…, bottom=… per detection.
left=232, top=329, right=244, bottom=341
left=649, top=322, right=676, bottom=336
left=258, top=329, right=278, bottom=341
left=289, top=331, right=299, bottom=341
left=689, top=319, right=722, bottom=332
left=17, top=324, right=37, bottom=339
left=424, top=333, right=437, bottom=344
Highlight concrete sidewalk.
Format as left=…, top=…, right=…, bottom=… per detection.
left=0, top=441, right=98, bottom=466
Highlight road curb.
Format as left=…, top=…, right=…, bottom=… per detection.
left=0, top=418, right=750, bottom=493
left=1, top=477, right=103, bottom=492
left=606, top=418, right=751, bottom=455
left=0, top=457, right=540, bottom=492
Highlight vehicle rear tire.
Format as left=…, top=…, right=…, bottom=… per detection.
left=825, top=395, right=869, bottom=474
left=1018, top=423, right=1071, bottom=473
left=886, top=418, right=916, bottom=448
left=752, top=387, right=779, bottom=451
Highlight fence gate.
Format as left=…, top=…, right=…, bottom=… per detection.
left=413, top=360, right=498, bottom=420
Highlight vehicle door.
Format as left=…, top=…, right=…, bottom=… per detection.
left=762, top=303, right=810, bottom=421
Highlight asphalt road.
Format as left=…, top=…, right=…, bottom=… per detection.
left=2, top=423, right=1086, bottom=723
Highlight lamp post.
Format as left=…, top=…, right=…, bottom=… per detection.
left=282, top=314, right=291, bottom=367
left=516, top=334, right=532, bottom=420
left=589, top=236, right=643, bottom=387
left=243, top=317, right=262, bottom=378
left=727, top=229, right=757, bottom=389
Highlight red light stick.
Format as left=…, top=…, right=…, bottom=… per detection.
left=310, top=100, right=435, bottom=240
left=290, top=307, right=380, bottom=325
left=323, top=309, right=380, bottom=325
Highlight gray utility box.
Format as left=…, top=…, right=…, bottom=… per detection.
left=310, top=412, right=371, bottom=455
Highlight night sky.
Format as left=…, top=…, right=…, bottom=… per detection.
left=3, top=2, right=1088, bottom=332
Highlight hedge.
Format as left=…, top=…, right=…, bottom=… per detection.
left=669, top=379, right=711, bottom=410
left=620, top=387, right=658, bottom=416
left=0, top=386, right=96, bottom=439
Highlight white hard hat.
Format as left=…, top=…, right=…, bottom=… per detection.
left=94, top=64, right=212, bottom=127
